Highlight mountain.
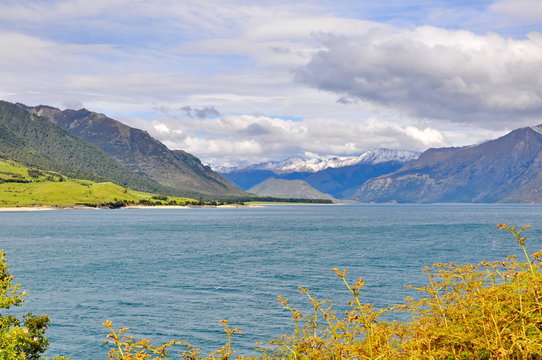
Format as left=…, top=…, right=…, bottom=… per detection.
left=217, top=149, right=419, bottom=174
left=25, top=104, right=248, bottom=198
left=354, top=125, right=542, bottom=203
left=286, top=161, right=412, bottom=199
left=219, top=150, right=419, bottom=199
left=248, top=178, right=336, bottom=201
left=0, top=100, right=173, bottom=195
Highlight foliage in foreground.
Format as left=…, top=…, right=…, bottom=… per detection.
left=0, top=250, right=68, bottom=360
left=1, top=224, right=541, bottom=359
left=104, top=224, right=542, bottom=360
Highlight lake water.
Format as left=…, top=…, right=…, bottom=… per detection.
left=1, top=204, right=542, bottom=359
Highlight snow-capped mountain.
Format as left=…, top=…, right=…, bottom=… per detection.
left=215, top=149, right=420, bottom=174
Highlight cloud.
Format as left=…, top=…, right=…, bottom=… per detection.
left=404, top=126, right=444, bottom=146
left=181, top=105, right=221, bottom=119
left=0, top=0, right=537, bottom=166
left=296, top=26, right=542, bottom=127
left=153, top=123, right=170, bottom=133
left=336, top=96, right=358, bottom=104
left=490, top=0, right=542, bottom=25
left=145, top=113, right=456, bottom=165
left=238, top=123, right=271, bottom=136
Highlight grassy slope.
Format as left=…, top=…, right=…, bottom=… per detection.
left=0, top=101, right=182, bottom=197
left=0, top=158, right=196, bottom=207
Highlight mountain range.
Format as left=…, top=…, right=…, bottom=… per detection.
left=221, top=125, right=542, bottom=203
left=355, top=125, right=542, bottom=203
left=216, top=150, right=419, bottom=174
left=219, top=150, right=420, bottom=199
left=3, top=98, right=542, bottom=204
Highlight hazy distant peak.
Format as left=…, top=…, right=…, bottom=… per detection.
left=248, top=178, right=336, bottom=201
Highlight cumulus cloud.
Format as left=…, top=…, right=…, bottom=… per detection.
left=296, top=26, right=542, bottom=126
left=404, top=126, right=444, bottom=146
left=153, top=123, right=170, bottom=133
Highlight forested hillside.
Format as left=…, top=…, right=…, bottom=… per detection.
left=0, top=101, right=177, bottom=195
left=27, top=105, right=248, bottom=198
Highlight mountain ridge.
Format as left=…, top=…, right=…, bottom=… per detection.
left=354, top=125, right=542, bottom=203
left=24, top=104, right=248, bottom=198
left=215, top=149, right=419, bottom=174
left=220, top=150, right=418, bottom=199
left=0, top=100, right=177, bottom=196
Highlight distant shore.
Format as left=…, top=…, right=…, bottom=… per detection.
left=247, top=201, right=341, bottom=206
left=0, top=203, right=256, bottom=211
left=0, top=201, right=348, bottom=211
left=123, top=204, right=252, bottom=209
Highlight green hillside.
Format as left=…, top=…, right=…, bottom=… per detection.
left=0, top=157, right=196, bottom=207
left=26, top=104, right=249, bottom=198
left=0, top=101, right=182, bottom=197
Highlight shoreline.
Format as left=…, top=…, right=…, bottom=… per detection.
left=0, top=206, right=65, bottom=212
left=0, top=204, right=257, bottom=211
left=246, top=201, right=340, bottom=206
left=1, top=202, right=541, bottom=212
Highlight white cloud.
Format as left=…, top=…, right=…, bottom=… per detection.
left=404, top=126, right=444, bottom=147
left=0, top=0, right=540, bottom=166
left=153, top=123, right=170, bottom=133
left=296, top=26, right=542, bottom=126
left=179, top=136, right=263, bottom=161
left=144, top=113, right=452, bottom=164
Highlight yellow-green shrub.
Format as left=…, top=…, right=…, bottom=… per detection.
left=103, top=224, right=542, bottom=359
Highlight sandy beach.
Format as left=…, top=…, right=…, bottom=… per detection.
left=0, top=206, right=59, bottom=212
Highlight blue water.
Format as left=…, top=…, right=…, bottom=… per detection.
left=1, top=204, right=541, bottom=359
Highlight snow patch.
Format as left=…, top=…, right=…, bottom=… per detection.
left=214, top=149, right=420, bottom=174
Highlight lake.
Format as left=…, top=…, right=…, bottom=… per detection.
left=1, top=204, right=541, bottom=359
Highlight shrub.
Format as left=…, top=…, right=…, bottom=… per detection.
left=264, top=224, right=542, bottom=360
left=103, top=224, right=542, bottom=359
left=27, top=169, right=43, bottom=178
left=7, top=225, right=538, bottom=359
left=151, top=195, right=168, bottom=201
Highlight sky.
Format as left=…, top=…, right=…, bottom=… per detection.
left=0, top=0, right=541, bottom=166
